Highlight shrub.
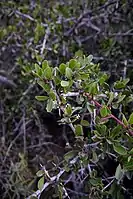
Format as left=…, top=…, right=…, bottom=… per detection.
left=27, top=54, right=133, bottom=199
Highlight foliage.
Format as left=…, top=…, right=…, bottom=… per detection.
left=27, top=54, right=133, bottom=199
left=0, top=0, right=133, bottom=198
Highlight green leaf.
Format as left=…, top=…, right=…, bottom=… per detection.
left=43, top=66, right=53, bottom=80
left=92, top=150, right=98, bottom=162
left=54, top=76, right=60, bottom=85
left=87, top=82, right=98, bottom=95
left=100, top=106, right=109, bottom=117
left=46, top=99, right=54, bottom=112
left=30, top=196, right=38, bottom=199
left=101, top=125, right=107, bottom=134
left=61, top=80, right=69, bottom=87
left=128, top=113, right=133, bottom=124
left=69, top=59, right=80, bottom=69
left=58, top=184, right=63, bottom=199
left=80, top=120, right=89, bottom=127
left=89, top=177, right=102, bottom=187
left=122, top=114, right=128, bottom=126
left=75, top=124, right=83, bottom=136
left=23, top=65, right=31, bottom=73
left=128, top=156, right=131, bottom=162
left=35, top=96, right=48, bottom=101
left=80, top=73, right=89, bottom=80
left=117, top=94, right=126, bottom=104
left=42, top=60, right=49, bottom=70
left=87, top=55, right=93, bottom=63
left=96, top=124, right=107, bottom=135
left=36, top=170, right=44, bottom=177
left=35, top=63, right=42, bottom=76
left=99, top=73, right=108, bottom=85
left=115, top=164, right=123, bottom=180
left=113, top=144, right=127, bottom=155
left=38, top=81, right=51, bottom=92
left=49, top=90, right=56, bottom=101
left=110, top=125, right=122, bottom=138
left=129, top=148, right=133, bottom=155
left=64, top=150, right=78, bottom=162
left=64, top=104, right=72, bottom=116
left=35, top=54, right=42, bottom=62
left=38, top=176, right=44, bottom=190
left=114, top=81, right=125, bottom=89
left=60, top=96, right=67, bottom=104
left=123, top=78, right=130, bottom=85
left=93, top=130, right=102, bottom=137
left=65, top=67, right=72, bottom=79
left=75, top=50, right=83, bottom=57
left=107, top=92, right=114, bottom=106
left=86, top=102, right=95, bottom=113
left=123, top=159, right=133, bottom=171
left=34, top=23, right=44, bottom=43
left=59, top=63, right=66, bottom=74
left=114, top=78, right=129, bottom=89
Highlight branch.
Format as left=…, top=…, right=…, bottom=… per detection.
left=108, top=29, right=133, bottom=37
left=65, top=0, right=117, bottom=36
left=15, top=10, right=48, bottom=27
left=0, top=75, right=17, bottom=88
left=41, top=27, right=50, bottom=54
left=26, top=169, right=65, bottom=199
left=84, top=93, right=133, bottom=136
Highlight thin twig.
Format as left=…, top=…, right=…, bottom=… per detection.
left=0, top=75, right=17, bottom=88
left=102, top=179, right=114, bottom=192
left=65, top=0, right=117, bottom=36
left=15, top=10, right=48, bottom=27
left=27, top=169, right=65, bottom=199
left=41, top=27, right=50, bottom=55
left=84, top=93, right=133, bottom=136
left=22, top=108, right=26, bottom=155
left=0, top=100, right=6, bottom=145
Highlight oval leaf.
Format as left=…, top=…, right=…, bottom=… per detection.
left=128, top=113, right=133, bottom=125
left=113, top=144, right=127, bottom=155
left=35, top=96, right=48, bottom=101
left=61, top=80, right=69, bottom=87
left=65, top=67, right=72, bottom=79
left=80, top=120, right=89, bottom=127
left=38, top=176, right=44, bottom=190
left=42, top=60, right=49, bottom=70
left=122, top=114, right=128, bottom=126
left=115, top=164, right=123, bottom=180
left=46, top=99, right=54, bottom=112
left=100, top=106, right=108, bottom=117
left=43, top=66, right=52, bottom=80
left=59, top=63, right=66, bottom=74
left=75, top=124, right=83, bottom=136
left=64, top=104, right=72, bottom=116
left=64, top=150, right=78, bottom=162
left=36, top=170, right=44, bottom=177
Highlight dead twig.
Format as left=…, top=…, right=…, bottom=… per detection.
left=0, top=75, right=17, bottom=88
left=41, top=27, right=50, bottom=55
left=65, top=0, right=117, bottom=36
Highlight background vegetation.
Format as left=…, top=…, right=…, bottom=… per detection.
left=0, top=0, right=133, bottom=198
